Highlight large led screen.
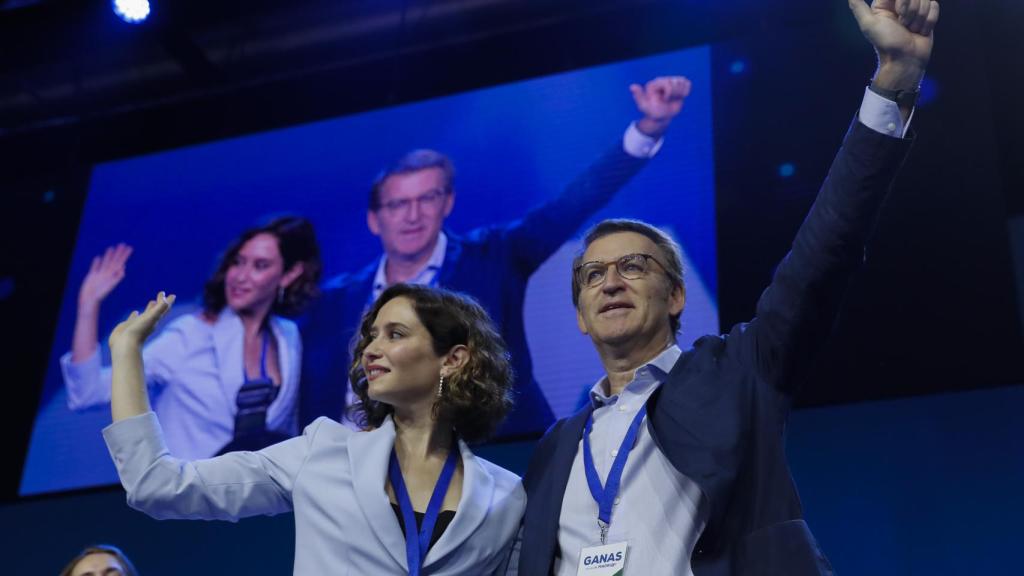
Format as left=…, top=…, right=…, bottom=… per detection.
left=21, top=45, right=716, bottom=495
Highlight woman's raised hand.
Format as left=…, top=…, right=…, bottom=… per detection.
left=109, top=291, right=175, bottom=352
left=78, top=244, right=133, bottom=310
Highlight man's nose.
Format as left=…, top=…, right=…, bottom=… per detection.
left=405, top=198, right=422, bottom=221
left=601, top=265, right=626, bottom=293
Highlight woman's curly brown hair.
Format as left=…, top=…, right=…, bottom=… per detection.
left=347, top=284, right=514, bottom=443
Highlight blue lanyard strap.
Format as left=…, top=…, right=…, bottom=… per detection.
left=388, top=443, right=459, bottom=575
left=583, top=403, right=647, bottom=544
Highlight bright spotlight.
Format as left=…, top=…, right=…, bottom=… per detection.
left=112, top=0, right=150, bottom=24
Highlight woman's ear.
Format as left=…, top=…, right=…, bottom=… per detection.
left=281, top=262, right=305, bottom=289
left=441, top=344, right=470, bottom=376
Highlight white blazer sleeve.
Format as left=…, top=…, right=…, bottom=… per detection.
left=103, top=412, right=327, bottom=521
left=61, top=319, right=188, bottom=410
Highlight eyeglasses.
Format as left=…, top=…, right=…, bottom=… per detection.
left=378, top=188, right=448, bottom=215
left=575, top=253, right=668, bottom=288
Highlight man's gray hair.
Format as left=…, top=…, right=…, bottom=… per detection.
left=369, top=149, right=455, bottom=210
left=571, top=218, right=686, bottom=334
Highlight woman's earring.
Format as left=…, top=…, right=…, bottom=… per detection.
left=437, top=374, right=446, bottom=398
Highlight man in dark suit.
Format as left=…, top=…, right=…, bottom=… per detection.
left=300, top=75, right=693, bottom=435
left=510, top=1, right=940, bottom=574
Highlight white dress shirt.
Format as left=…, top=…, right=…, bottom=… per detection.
left=554, top=345, right=707, bottom=576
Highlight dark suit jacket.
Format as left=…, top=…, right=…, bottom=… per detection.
left=517, top=118, right=913, bottom=575
left=299, top=144, right=651, bottom=435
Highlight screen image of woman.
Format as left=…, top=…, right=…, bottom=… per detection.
left=60, top=216, right=322, bottom=458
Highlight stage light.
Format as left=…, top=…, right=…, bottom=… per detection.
left=778, top=163, right=796, bottom=178
left=919, top=76, right=938, bottom=107
left=729, top=60, right=747, bottom=75
left=0, top=277, right=13, bottom=301
left=112, top=0, right=150, bottom=24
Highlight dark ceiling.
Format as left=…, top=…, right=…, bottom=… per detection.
left=0, top=0, right=775, bottom=139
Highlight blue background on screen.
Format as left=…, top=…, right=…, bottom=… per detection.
left=21, top=45, right=717, bottom=495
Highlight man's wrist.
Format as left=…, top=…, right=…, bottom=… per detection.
left=867, top=82, right=919, bottom=110
left=872, top=61, right=925, bottom=92
left=636, top=116, right=670, bottom=139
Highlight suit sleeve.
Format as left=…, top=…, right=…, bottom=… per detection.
left=103, top=412, right=328, bottom=521
left=500, top=145, right=650, bottom=275
left=741, top=117, right=913, bottom=394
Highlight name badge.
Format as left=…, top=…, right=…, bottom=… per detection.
left=576, top=541, right=629, bottom=576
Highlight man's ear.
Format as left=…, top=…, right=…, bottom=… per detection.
left=669, top=283, right=685, bottom=317
left=442, top=189, right=455, bottom=219
left=576, top=306, right=589, bottom=335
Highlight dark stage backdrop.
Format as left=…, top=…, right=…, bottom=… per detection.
left=4, top=1, right=1023, bottom=572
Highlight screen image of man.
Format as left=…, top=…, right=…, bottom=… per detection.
left=300, top=75, right=692, bottom=435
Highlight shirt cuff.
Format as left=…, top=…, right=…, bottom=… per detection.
left=858, top=86, right=913, bottom=138
left=103, top=412, right=170, bottom=486
left=61, top=347, right=100, bottom=377
left=623, top=121, right=664, bottom=158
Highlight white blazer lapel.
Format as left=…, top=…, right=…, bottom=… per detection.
left=272, top=316, right=303, bottom=390
left=211, top=308, right=244, bottom=409
left=423, top=439, right=496, bottom=567
left=347, top=418, right=408, bottom=571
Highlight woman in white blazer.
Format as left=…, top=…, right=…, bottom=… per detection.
left=63, top=216, right=321, bottom=458
left=103, top=284, right=526, bottom=575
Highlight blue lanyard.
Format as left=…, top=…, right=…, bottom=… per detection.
left=583, top=404, right=647, bottom=544
left=388, top=444, right=459, bottom=575
left=243, top=330, right=270, bottom=384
